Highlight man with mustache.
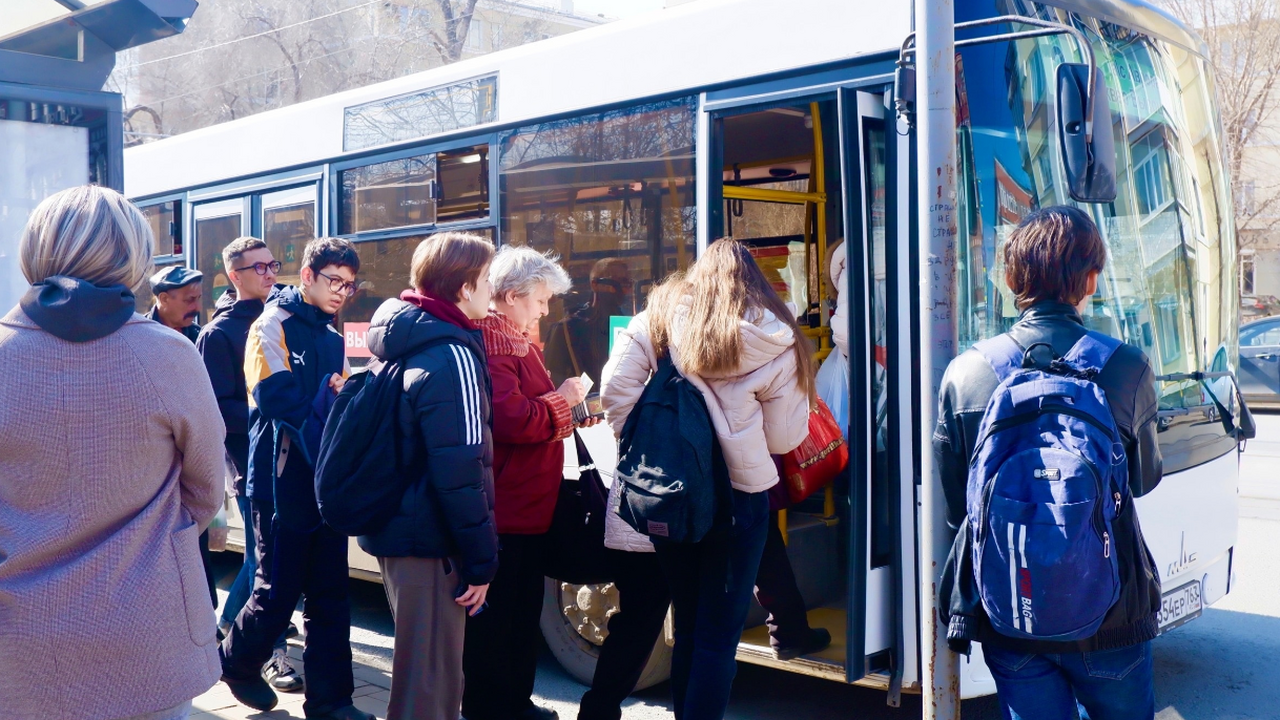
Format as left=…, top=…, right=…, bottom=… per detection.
left=149, top=266, right=205, bottom=343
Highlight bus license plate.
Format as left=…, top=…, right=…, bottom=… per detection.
left=1158, top=580, right=1202, bottom=632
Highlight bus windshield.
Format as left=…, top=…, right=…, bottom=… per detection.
left=953, top=9, right=1237, bottom=425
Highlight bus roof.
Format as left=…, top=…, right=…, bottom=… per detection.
left=123, top=0, right=1201, bottom=200
left=125, top=0, right=907, bottom=198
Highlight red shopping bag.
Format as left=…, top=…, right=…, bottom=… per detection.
left=781, top=398, right=849, bottom=504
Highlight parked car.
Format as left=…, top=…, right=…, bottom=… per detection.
left=1239, top=316, right=1280, bottom=409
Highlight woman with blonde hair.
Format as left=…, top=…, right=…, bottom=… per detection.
left=0, top=185, right=227, bottom=720
left=600, top=238, right=812, bottom=720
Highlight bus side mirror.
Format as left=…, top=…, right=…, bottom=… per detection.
left=1057, top=63, right=1117, bottom=203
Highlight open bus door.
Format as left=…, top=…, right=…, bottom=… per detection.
left=703, top=85, right=917, bottom=698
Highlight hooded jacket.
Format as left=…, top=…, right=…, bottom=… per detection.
left=243, top=285, right=348, bottom=530
left=356, top=299, right=500, bottom=587
left=196, top=288, right=265, bottom=493
left=599, top=296, right=810, bottom=552
left=475, top=311, right=574, bottom=535
left=935, top=301, right=1164, bottom=655
left=1, top=277, right=225, bottom=718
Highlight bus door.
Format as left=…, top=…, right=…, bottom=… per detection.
left=837, top=87, right=915, bottom=696
left=705, top=87, right=912, bottom=691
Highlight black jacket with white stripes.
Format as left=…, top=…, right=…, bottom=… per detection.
left=357, top=299, right=499, bottom=587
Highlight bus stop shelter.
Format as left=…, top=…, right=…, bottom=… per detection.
left=0, top=0, right=198, bottom=311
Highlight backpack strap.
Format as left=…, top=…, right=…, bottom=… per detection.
left=1061, top=330, right=1123, bottom=373
left=972, top=334, right=1026, bottom=383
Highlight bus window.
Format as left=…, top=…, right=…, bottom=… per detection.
left=438, top=145, right=490, bottom=223
left=339, top=153, right=436, bottom=234
left=193, top=198, right=246, bottom=323
left=261, top=185, right=318, bottom=290
left=337, top=229, right=497, bottom=366
left=141, top=200, right=182, bottom=258
left=499, top=98, right=697, bottom=386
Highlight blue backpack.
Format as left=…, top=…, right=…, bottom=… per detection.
left=968, top=331, right=1129, bottom=642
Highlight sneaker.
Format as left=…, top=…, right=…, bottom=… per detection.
left=305, top=704, right=375, bottom=720
left=262, top=647, right=305, bottom=692
left=774, top=627, right=832, bottom=661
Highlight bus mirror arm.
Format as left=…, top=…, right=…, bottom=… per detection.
left=895, top=15, right=1118, bottom=204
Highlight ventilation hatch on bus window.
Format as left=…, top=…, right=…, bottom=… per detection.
left=343, top=75, right=498, bottom=152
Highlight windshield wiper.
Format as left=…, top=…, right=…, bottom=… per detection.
left=1156, top=370, right=1257, bottom=441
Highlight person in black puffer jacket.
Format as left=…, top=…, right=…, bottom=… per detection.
left=358, top=232, right=500, bottom=720
left=936, top=206, right=1163, bottom=720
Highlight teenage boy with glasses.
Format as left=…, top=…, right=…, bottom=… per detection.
left=219, top=237, right=372, bottom=720
left=196, top=237, right=304, bottom=692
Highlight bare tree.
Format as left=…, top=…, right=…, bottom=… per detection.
left=109, top=0, right=578, bottom=143
left=431, top=0, right=483, bottom=63
left=1166, top=0, right=1280, bottom=245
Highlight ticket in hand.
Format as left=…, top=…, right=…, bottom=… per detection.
left=571, top=374, right=603, bottom=424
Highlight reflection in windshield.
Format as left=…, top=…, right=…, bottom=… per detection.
left=953, top=1, right=1236, bottom=412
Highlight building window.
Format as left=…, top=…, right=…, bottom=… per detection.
left=467, top=19, right=485, bottom=50
left=1243, top=252, right=1256, bottom=295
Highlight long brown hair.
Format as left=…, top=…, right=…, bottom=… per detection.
left=649, top=239, right=815, bottom=406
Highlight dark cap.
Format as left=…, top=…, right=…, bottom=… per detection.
left=150, top=266, right=203, bottom=294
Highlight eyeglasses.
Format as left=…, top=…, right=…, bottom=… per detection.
left=317, top=270, right=358, bottom=297
left=232, top=260, right=282, bottom=276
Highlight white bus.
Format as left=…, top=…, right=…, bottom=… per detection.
left=125, top=0, right=1247, bottom=702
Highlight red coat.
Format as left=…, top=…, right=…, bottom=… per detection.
left=477, top=312, right=574, bottom=535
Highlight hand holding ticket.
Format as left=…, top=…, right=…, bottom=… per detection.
left=571, top=374, right=603, bottom=425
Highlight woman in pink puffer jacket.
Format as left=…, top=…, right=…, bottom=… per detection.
left=587, top=239, right=811, bottom=720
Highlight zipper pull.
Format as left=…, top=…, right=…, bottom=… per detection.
left=1104, top=532, right=1111, bottom=558
left=1114, top=491, right=1122, bottom=514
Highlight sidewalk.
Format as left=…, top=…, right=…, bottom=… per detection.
left=192, top=644, right=390, bottom=720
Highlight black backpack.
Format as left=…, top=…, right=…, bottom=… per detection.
left=615, top=355, right=731, bottom=544
left=314, top=358, right=413, bottom=536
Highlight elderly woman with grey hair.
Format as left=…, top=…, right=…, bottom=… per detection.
left=0, top=185, right=226, bottom=720
left=462, top=245, right=593, bottom=720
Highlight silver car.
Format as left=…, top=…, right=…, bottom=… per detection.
left=1239, top=317, right=1280, bottom=409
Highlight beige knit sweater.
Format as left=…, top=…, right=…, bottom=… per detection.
left=0, top=307, right=226, bottom=720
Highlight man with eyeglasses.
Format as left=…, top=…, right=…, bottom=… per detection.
left=195, top=237, right=304, bottom=694
left=220, top=237, right=373, bottom=720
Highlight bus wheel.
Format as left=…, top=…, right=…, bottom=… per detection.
left=539, top=577, right=671, bottom=690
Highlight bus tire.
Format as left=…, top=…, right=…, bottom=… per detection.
left=540, top=577, right=672, bottom=691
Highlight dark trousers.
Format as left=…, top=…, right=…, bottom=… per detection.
left=199, top=529, right=217, bottom=608
left=654, top=490, right=770, bottom=720
left=462, top=532, right=549, bottom=720
left=753, top=511, right=811, bottom=648
left=222, top=499, right=354, bottom=716
left=578, top=550, right=671, bottom=720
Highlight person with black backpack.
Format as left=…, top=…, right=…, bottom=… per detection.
left=936, top=206, right=1163, bottom=720
left=356, top=232, right=500, bottom=720
left=600, top=239, right=812, bottom=720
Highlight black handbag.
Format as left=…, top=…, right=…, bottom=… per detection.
left=544, top=431, right=614, bottom=585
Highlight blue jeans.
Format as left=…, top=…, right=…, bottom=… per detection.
left=654, top=489, right=770, bottom=720
left=983, top=641, right=1155, bottom=720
